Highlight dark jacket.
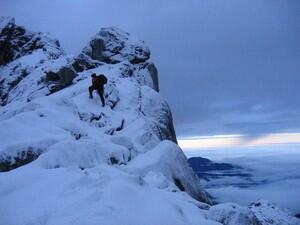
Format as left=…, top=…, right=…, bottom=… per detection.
left=92, top=75, right=107, bottom=89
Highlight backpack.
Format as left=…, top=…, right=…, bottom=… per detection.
left=98, top=75, right=107, bottom=84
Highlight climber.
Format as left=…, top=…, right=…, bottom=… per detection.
left=89, top=73, right=107, bottom=106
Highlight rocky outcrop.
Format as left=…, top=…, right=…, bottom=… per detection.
left=44, top=65, right=77, bottom=93
left=128, top=141, right=211, bottom=204
left=145, top=63, right=159, bottom=91
left=207, top=203, right=261, bottom=225
left=0, top=17, right=72, bottom=105
left=0, top=148, right=41, bottom=172
left=0, top=17, right=63, bottom=66
left=72, top=52, right=103, bottom=72
left=133, top=62, right=159, bottom=92
left=249, top=200, right=300, bottom=225
left=79, top=27, right=150, bottom=65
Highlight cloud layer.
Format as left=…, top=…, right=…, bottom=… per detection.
left=185, top=144, right=300, bottom=213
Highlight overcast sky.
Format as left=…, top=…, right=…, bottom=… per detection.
left=1, top=0, right=300, bottom=137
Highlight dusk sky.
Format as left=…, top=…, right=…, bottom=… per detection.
left=2, top=0, right=299, bottom=139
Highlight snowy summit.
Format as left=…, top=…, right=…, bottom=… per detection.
left=0, top=17, right=299, bottom=225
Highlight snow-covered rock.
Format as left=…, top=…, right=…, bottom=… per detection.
left=249, top=200, right=300, bottom=225
left=80, top=27, right=150, bottom=64
left=0, top=17, right=63, bottom=65
left=207, top=201, right=300, bottom=225
left=128, top=140, right=211, bottom=203
left=207, top=203, right=261, bottom=225
left=0, top=17, right=73, bottom=105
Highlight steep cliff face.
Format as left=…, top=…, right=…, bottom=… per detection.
left=0, top=18, right=299, bottom=225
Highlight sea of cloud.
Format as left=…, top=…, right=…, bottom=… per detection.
left=184, top=144, right=300, bottom=214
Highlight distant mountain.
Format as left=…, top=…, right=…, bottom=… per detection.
left=188, top=156, right=252, bottom=181
left=189, top=156, right=239, bottom=171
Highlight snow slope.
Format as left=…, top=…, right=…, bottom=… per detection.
left=0, top=17, right=299, bottom=225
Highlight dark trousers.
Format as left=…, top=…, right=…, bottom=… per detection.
left=89, top=86, right=105, bottom=106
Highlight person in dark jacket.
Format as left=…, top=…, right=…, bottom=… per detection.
left=89, top=73, right=107, bottom=106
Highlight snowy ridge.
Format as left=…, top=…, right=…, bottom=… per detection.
left=0, top=16, right=63, bottom=63
left=0, top=16, right=66, bottom=105
left=0, top=17, right=299, bottom=225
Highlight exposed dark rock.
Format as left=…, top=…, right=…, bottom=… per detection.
left=146, top=63, right=159, bottom=92
left=0, top=148, right=41, bottom=172
left=254, top=202, right=262, bottom=207
left=70, top=131, right=87, bottom=140
left=174, top=177, right=185, bottom=191
left=45, top=66, right=77, bottom=93
left=89, top=37, right=106, bottom=61
left=163, top=109, right=177, bottom=143
left=115, top=119, right=125, bottom=132
left=105, top=119, right=125, bottom=136
left=89, top=113, right=102, bottom=123
left=72, top=53, right=103, bottom=72
left=109, top=156, right=119, bottom=165
left=119, top=62, right=134, bottom=77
